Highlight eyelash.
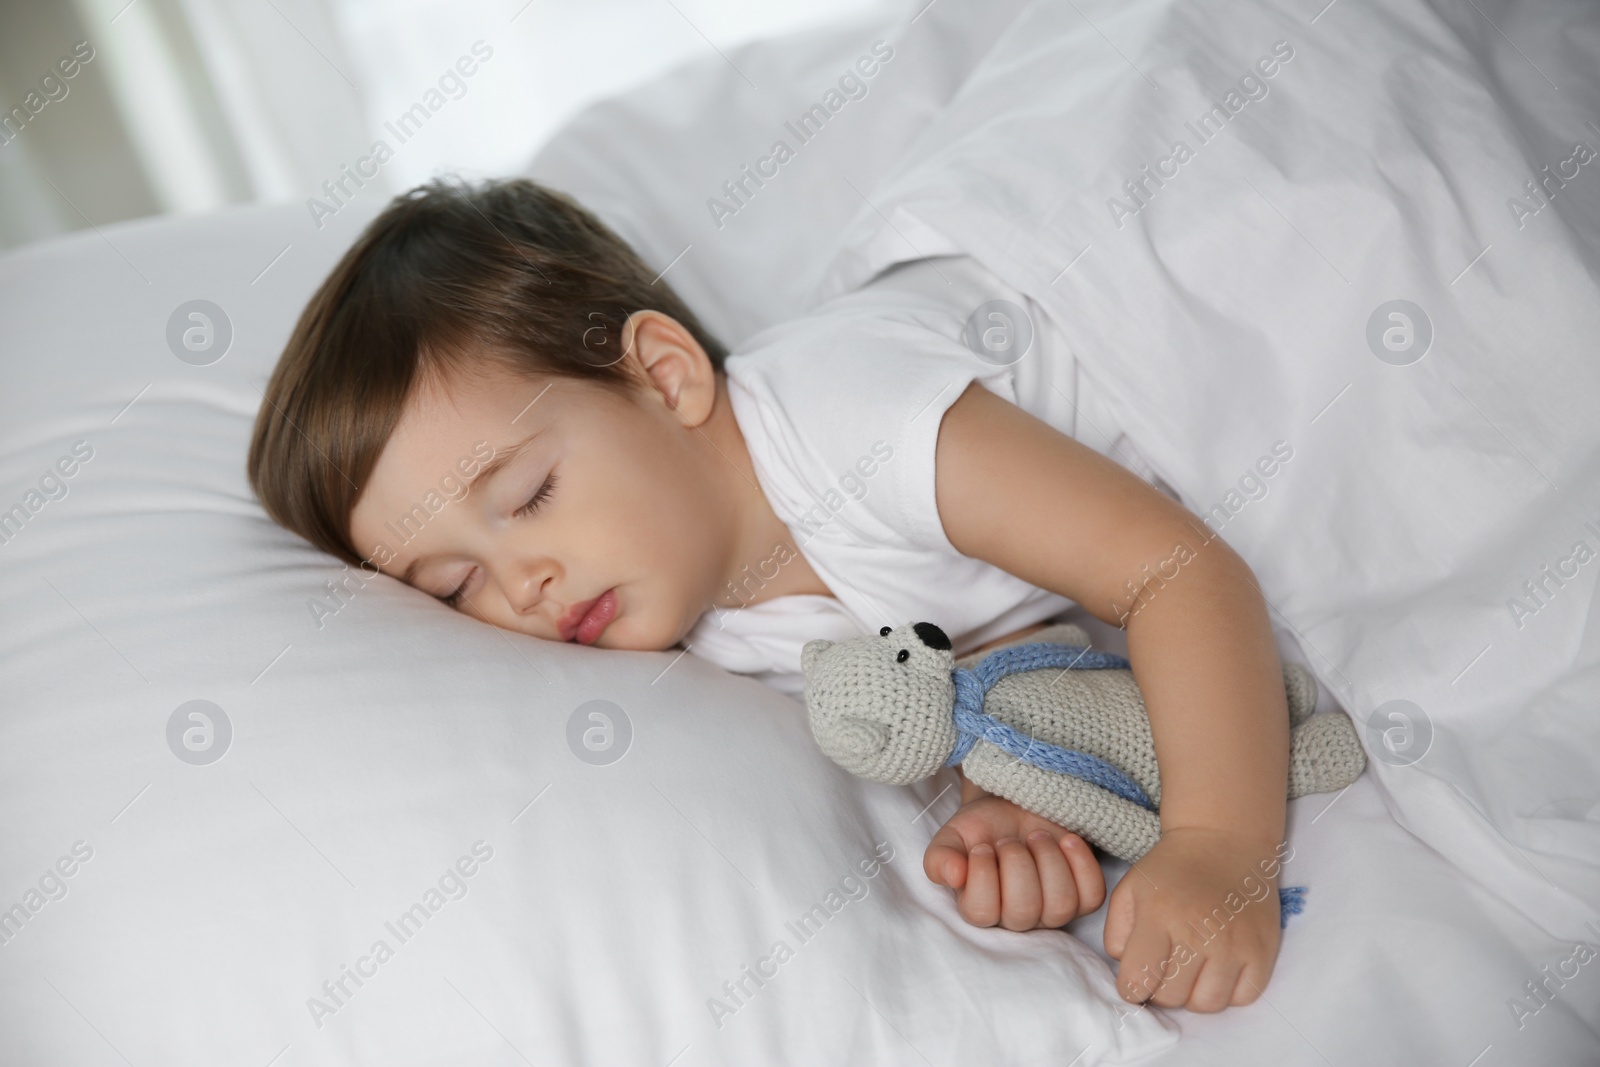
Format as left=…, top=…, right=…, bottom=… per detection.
left=441, top=473, right=559, bottom=608
left=515, top=472, right=558, bottom=519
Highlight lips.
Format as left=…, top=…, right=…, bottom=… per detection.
left=560, top=588, right=617, bottom=645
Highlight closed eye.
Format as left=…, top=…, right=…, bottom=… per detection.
left=515, top=472, right=558, bottom=518
left=441, top=581, right=470, bottom=609
left=441, top=472, right=560, bottom=608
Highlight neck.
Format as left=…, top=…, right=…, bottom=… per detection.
left=701, top=373, right=831, bottom=609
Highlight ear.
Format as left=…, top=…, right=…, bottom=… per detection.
left=620, top=310, right=718, bottom=428
left=801, top=639, right=833, bottom=676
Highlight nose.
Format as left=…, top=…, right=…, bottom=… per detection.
left=504, top=556, right=559, bottom=618
left=912, top=621, right=951, bottom=650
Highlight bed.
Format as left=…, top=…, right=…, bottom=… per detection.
left=1, top=0, right=1596, bottom=1063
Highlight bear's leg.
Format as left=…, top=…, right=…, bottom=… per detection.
left=1287, top=712, right=1368, bottom=798
left=1283, top=663, right=1317, bottom=728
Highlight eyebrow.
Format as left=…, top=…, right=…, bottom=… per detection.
left=399, top=427, right=544, bottom=586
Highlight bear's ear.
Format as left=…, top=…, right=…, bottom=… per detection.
left=826, top=716, right=890, bottom=763
left=801, top=639, right=834, bottom=676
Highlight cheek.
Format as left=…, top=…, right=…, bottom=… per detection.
left=631, top=451, right=717, bottom=564
left=573, top=445, right=717, bottom=646
left=575, top=422, right=716, bottom=566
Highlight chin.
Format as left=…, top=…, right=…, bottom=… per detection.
left=605, top=606, right=692, bottom=653
left=606, top=621, right=675, bottom=653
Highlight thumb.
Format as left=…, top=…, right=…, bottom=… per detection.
left=924, top=826, right=970, bottom=889
left=1103, top=874, right=1135, bottom=959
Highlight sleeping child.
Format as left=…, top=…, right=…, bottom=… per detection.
left=248, top=175, right=1294, bottom=1014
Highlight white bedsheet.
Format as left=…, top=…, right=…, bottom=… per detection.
left=2, top=0, right=1597, bottom=1064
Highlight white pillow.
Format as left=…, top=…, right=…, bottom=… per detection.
left=0, top=4, right=1178, bottom=1065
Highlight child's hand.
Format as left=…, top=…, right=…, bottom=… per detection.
left=1104, top=827, right=1282, bottom=1013
left=924, top=792, right=1105, bottom=929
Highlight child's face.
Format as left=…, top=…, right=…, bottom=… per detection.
left=348, top=357, right=736, bottom=651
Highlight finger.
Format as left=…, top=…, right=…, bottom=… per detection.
left=995, top=837, right=1042, bottom=931
left=1148, top=945, right=1203, bottom=1010
left=958, top=843, right=1000, bottom=926
left=1103, top=876, right=1135, bottom=960
left=1027, top=831, right=1078, bottom=927
left=924, top=843, right=969, bottom=889
left=923, top=823, right=971, bottom=888
left=1058, top=834, right=1106, bottom=917
left=1230, top=960, right=1269, bottom=1007
left=1115, top=917, right=1173, bottom=1005
left=1187, top=956, right=1243, bottom=1013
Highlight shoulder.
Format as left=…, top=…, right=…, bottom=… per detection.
left=724, top=256, right=1029, bottom=551
left=723, top=252, right=1038, bottom=463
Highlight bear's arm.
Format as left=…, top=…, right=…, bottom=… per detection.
left=961, top=741, right=1161, bottom=863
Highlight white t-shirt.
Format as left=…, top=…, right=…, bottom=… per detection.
left=683, top=253, right=1172, bottom=697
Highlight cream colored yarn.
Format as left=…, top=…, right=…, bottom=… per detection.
left=803, top=622, right=1367, bottom=862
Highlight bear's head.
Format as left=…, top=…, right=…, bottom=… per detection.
left=801, top=621, right=958, bottom=785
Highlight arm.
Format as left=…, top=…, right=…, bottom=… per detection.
left=933, top=381, right=1289, bottom=1011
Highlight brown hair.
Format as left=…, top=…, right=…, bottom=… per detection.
left=246, top=175, right=726, bottom=569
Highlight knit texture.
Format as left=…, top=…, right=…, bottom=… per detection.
left=803, top=621, right=1368, bottom=865
left=947, top=643, right=1156, bottom=809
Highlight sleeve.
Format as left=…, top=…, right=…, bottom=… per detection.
left=724, top=303, right=1020, bottom=556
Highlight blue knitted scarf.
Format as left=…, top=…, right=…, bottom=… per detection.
left=945, top=640, right=1307, bottom=927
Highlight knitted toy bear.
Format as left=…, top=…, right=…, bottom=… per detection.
left=801, top=620, right=1367, bottom=866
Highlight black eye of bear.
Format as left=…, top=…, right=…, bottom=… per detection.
left=880, top=625, right=893, bottom=636
left=896, top=649, right=910, bottom=662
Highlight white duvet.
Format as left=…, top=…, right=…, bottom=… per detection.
left=813, top=0, right=1600, bottom=950
left=1, top=0, right=1597, bottom=1064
